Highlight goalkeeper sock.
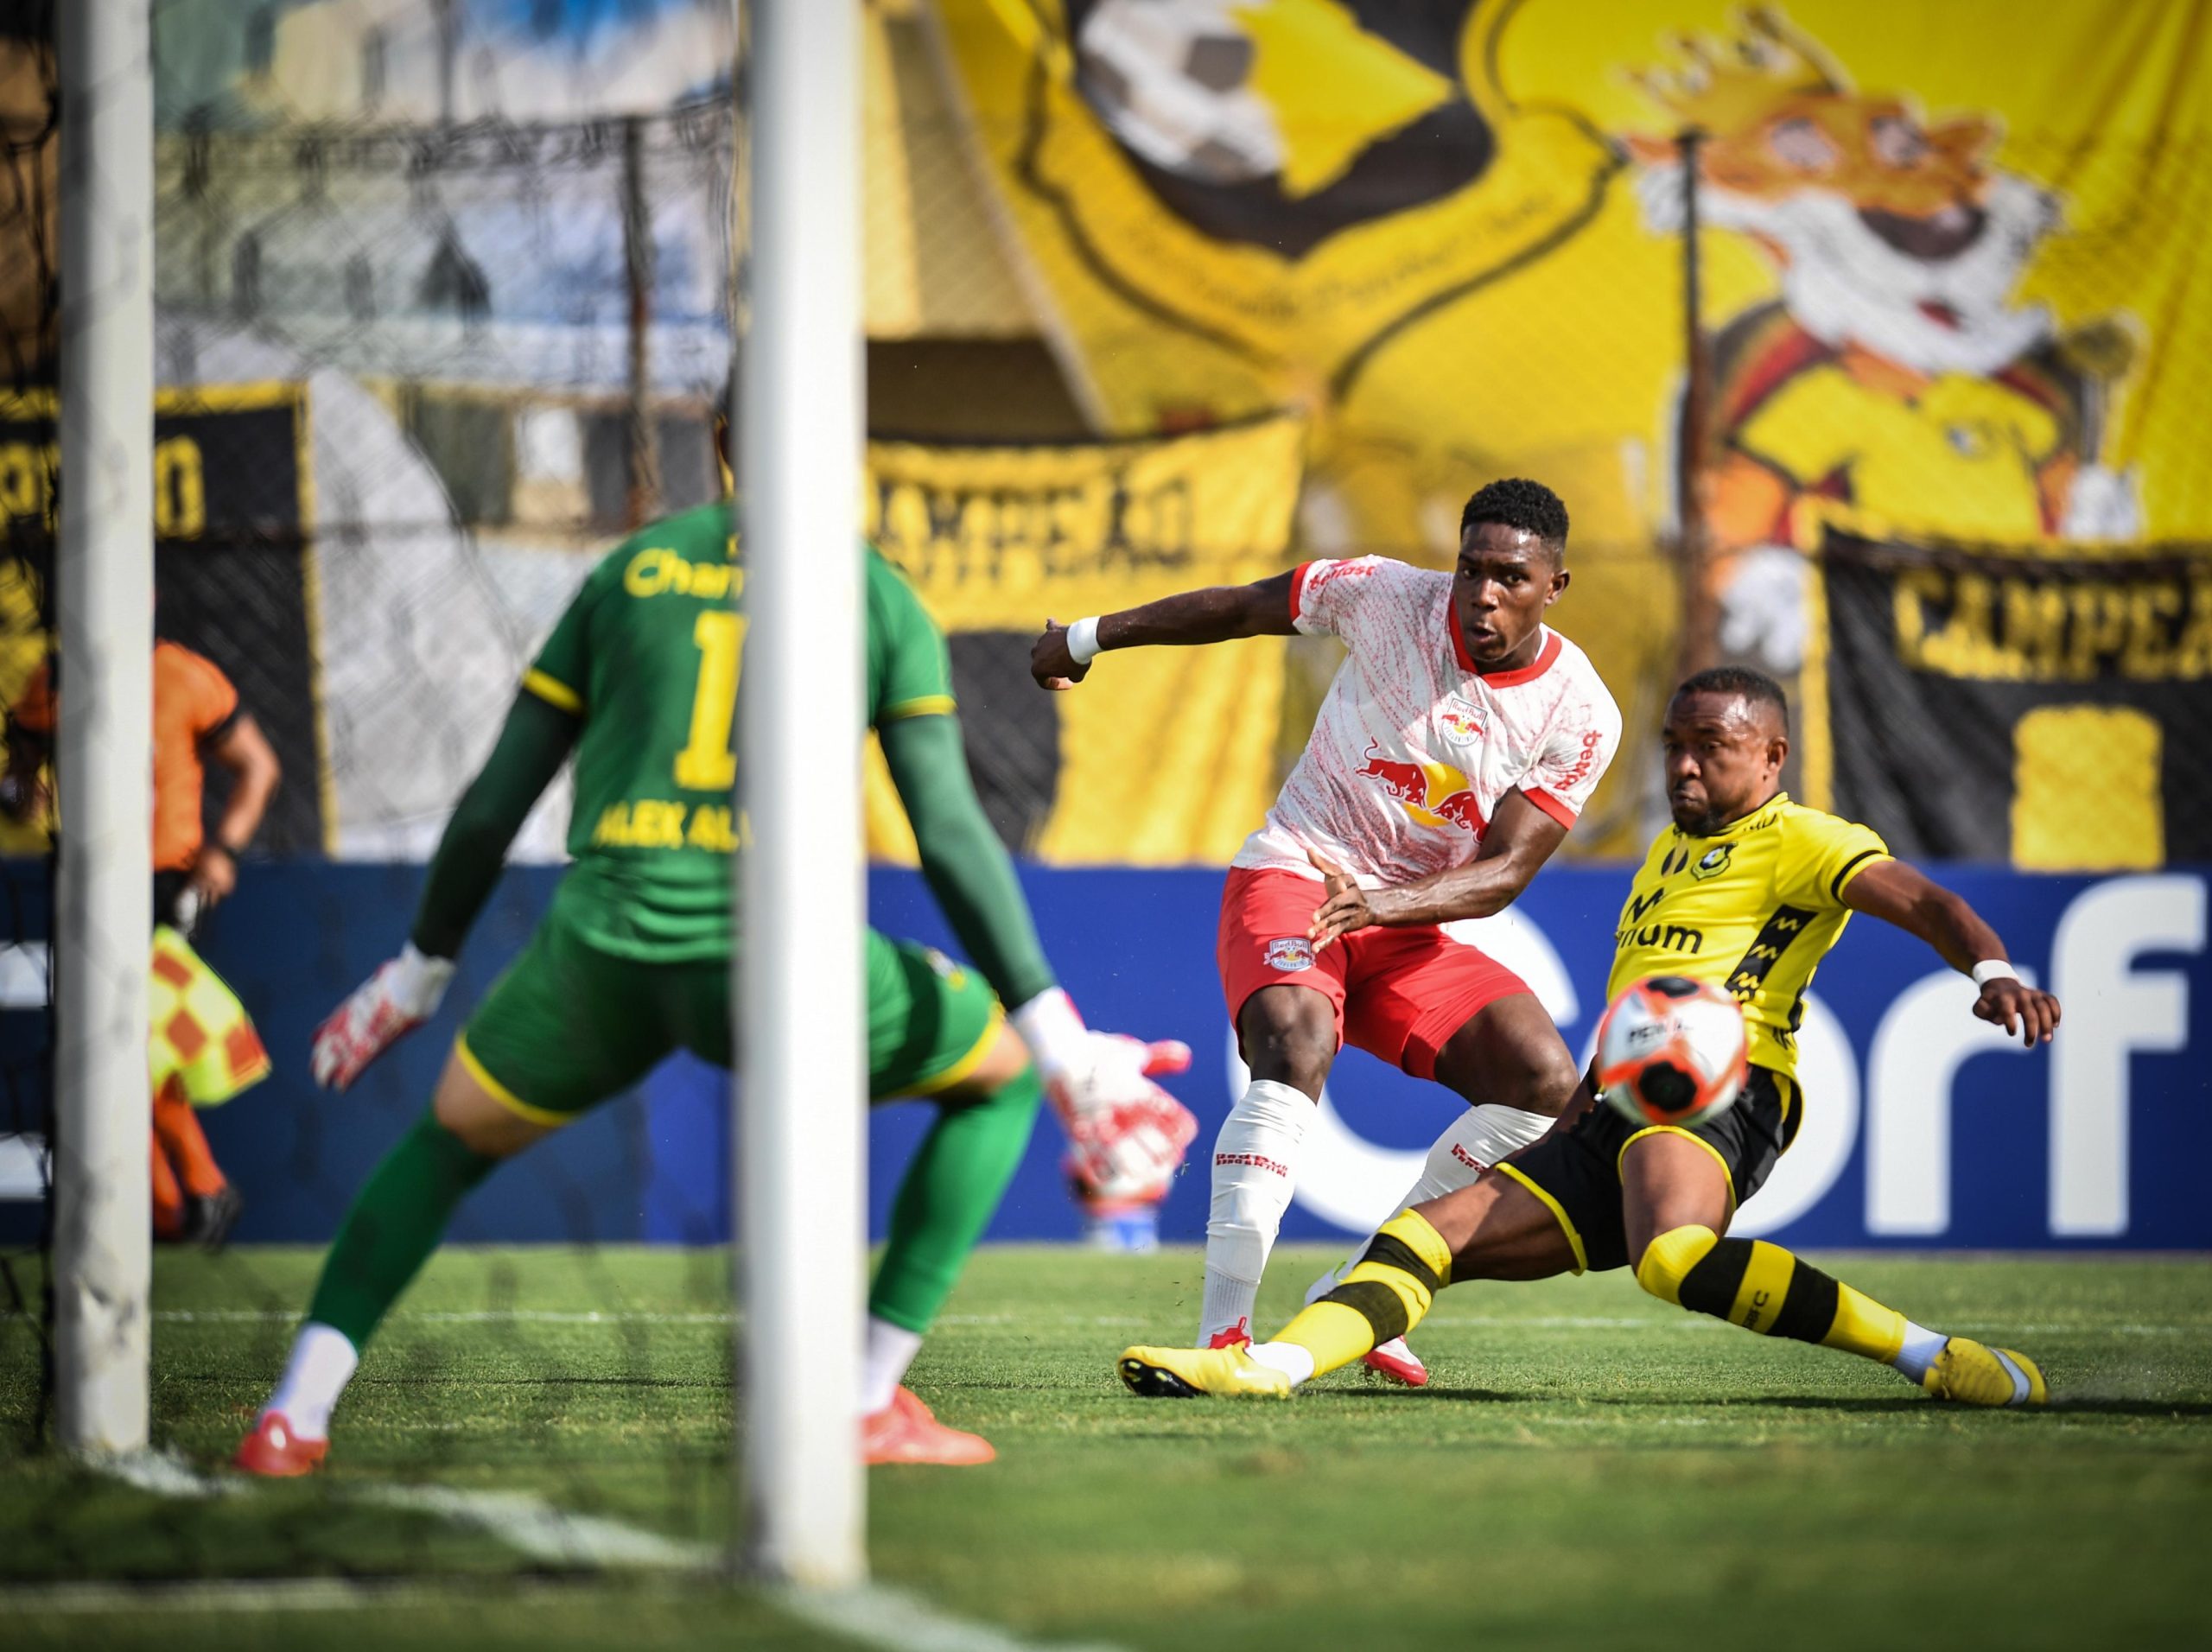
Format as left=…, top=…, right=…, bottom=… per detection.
left=861, top=1316, right=924, bottom=1416
left=1200, top=1080, right=1312, bottom=1344
left=303, top=1112, right=498, bottom=1354
left=868, top=1064, right=1042, bottom=1337
left=1272, top=1209, right=1453, bottom=1382
left=1304, top=1103, right=1546, bottom=1306
left=264, top=1323, right=359, bottom=1440
left=1636, top=1227, right=1933, bottom=1371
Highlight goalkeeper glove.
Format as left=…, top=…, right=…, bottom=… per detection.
left=309, top=943, right=456, bottom=1091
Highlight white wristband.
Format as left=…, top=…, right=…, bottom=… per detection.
left=395, top=941, right=459, bottom=1018
left=1065, top=616, right=1103, bottom=665
left=1970, top=960, right=2018, bottom=990
left=1011, top=987, right=1089, bottom=1085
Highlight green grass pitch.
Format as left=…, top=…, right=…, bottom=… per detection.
left=4, top=1243, right=2210, bottom=1650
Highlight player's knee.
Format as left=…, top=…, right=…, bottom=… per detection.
left=1236, top=989, right=1333, bottom=1094
left=1633, top=1223, right=1720, bottom=1306
left=1491, top=1037, right=1580, bottom=1117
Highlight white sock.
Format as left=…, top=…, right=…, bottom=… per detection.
left=1304, top=1103, right=1546, bottom=1306
left=1890, top=1319, right=1948, bottom=1382
left=861, top=1315, right=924, bottom=1417
left=1199, top=1079, right=1313, bottom=1345
left=264, top=1321, right=359, bottom=1441
left=1246, top=1340, right=1316, bottom=1387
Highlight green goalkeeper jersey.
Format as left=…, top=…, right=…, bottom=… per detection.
left=518, top=502, right=958, bottom=963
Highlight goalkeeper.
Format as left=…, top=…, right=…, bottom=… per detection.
left=237, top=508, right=1193, bottom=1475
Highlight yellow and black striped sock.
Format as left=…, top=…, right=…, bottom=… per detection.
left=1636, top=1225, right=1907, bottom=1363
left=1272, top=1209, right=1452, bottom=1379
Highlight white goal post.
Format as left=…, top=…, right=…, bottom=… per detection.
left=734, top=0, right=867, bottom=1587
left=52, top=0, right=157, bottom=1455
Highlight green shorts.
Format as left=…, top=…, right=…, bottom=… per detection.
left=459, top=912, right=1002, bottom=1124
left=863, top=928, right=1004, bottom=1102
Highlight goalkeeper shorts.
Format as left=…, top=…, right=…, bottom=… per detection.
left=460, top=912, right=1003, bottom=1125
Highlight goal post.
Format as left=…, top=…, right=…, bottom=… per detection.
left=734, top=0, right=867, bottom=1586
left=51, top=0, right=157, bottom=1455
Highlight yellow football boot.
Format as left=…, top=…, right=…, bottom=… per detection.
left=1923, top=1337, right=2048, bottom=1407
left=1117, top=1343, right=1293, bottom=1400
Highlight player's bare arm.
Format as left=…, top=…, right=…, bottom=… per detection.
left=193, top=712, right=282, bottom=911
left=1841, top=858, right=2061, bottom=1046
left=1029, top=569, right=1299, bottom=689
left=1305, top=791, right=1570, bottom=951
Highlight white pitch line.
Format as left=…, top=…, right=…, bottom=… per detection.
left=77, top=1452, right=1122, bottom=1652
left=774, top=1583, right=1124, bottom=1652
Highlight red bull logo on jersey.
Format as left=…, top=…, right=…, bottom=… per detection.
left=1357, top=741, right=1487, bottom=836
left=1440, top=705, right=1484, bottom=740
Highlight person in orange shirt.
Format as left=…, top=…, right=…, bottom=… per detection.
left=3, top=639, right=283, bottom=1248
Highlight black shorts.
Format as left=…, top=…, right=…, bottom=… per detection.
left=1493, top=1064, right=1801, bottom=1274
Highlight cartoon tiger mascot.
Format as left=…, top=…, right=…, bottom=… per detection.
left=1625, top=7, right=2140, bottom=669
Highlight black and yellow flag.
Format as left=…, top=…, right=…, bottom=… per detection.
left=1807, top=518, right=2212, bottom=869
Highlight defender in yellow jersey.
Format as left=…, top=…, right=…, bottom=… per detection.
left=1124, top=668, right=2063, bottom=1409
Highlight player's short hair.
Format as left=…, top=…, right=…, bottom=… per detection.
left=1459, top=478, right=1569, bottom=562
left=1674, top=665, right=1788, bottom=726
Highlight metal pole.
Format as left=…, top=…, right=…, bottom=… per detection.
left=736, top=0, right=864, bottom=1588
left=53, top=0, right=156, bottom=1456
left=1675, top=128, right=1718, bottom=680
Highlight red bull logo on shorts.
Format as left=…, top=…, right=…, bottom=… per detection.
left=1356, top=741, right=1487, bottom=836
left=1264, top=937, right=1315, bottom=972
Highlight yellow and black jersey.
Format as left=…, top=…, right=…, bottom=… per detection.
left=1607, top=794, right=1890, bottom=1082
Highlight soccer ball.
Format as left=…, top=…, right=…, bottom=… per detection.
left=1072, top=0, right=1283, bottom=185
left=1595, top=975, right=1749, bottom=1128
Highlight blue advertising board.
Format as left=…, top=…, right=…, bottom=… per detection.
left=3, top=861, right=2207, bottom=1252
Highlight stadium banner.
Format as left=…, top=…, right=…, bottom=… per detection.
left=1807, top=523, right=2212, bottom=867
left=7, top=859, right=2202, bottom=1254
left=921, top=0, right=2212, bottom=773
left=0, top=384, right=330, bottom=856
left=863, top=416, right=1303, bottom=864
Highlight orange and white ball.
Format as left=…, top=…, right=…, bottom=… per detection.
left=1595, top=975, right=1750, bottom=1128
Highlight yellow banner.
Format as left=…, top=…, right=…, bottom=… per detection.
left=923, top=0, right=2211, bottom=745
left=864, top=416, right=1303, bottom=865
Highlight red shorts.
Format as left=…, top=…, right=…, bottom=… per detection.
left=1217, top=865, right=1532, bottom=1081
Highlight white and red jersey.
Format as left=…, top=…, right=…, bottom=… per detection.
left=1234, top=556, right=1622, bottom=889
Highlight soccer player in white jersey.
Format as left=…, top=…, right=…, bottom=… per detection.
left=1031, top=480, right=1621, bottom=1368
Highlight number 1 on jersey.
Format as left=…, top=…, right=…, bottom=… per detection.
left=674, top=610, right=745, bottom=791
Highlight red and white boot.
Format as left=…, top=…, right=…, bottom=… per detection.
left=1363, top=1337, right=1430, bottom=1388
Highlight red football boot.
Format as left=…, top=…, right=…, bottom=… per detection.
left=861, top=1387, right=995, bottom=1466
left=232, top=1412, right=328, bottom=1477
left=1206, top=1319, right=1252, bottom=1350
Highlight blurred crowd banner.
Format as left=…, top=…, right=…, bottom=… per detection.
left=1809, top=521, right=2212, bottom=868
left=924, top=0, right=2211, bottom=847
left=0, top=1, right=2205, bottom=872
left=863, top=416, right=1302, bottom=863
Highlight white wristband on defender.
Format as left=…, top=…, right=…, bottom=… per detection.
left=1012, top=987, right=1089, bottom=1084
left=1970, top=960, right=2018, bottom=989
left=1066, top=616, right=1103, bottom=664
